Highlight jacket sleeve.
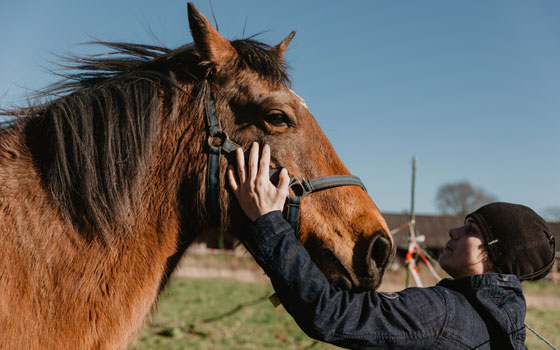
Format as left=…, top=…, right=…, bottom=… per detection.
left=243, top=211, right=448, bottom=350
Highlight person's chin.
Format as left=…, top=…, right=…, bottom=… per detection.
left=439, top=254, right=453, bottom=277
left=438, top=252, right=449, bottom=267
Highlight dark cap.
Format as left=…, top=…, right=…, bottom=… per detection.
left=466, top=202, right=556, bottom=281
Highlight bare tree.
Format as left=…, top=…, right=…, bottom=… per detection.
left=541, top=206, right=560, bottom=222
left=435, top=181, right=498, bottom=216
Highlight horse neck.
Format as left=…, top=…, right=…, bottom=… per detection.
left=120, top=84, right=219, bottom=299
left=145, top=85, right=209, bottom=228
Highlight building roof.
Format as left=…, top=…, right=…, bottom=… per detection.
left=383, top=213, right=560, bottom=252
left=383, top=213, right=462, bottom=249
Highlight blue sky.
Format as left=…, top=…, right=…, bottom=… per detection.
left=1, top=1, right=559, bottom=216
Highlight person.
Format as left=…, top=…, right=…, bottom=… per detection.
left=226, top=143, right=556, bottom=350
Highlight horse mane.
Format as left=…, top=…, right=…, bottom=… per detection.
left=2, top=38, right=290, bottom=243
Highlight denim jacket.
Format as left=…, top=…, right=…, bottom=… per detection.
left=244, top=211, right=527, bottom=350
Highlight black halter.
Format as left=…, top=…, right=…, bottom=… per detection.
left=204, top=95, right=367, bottom=232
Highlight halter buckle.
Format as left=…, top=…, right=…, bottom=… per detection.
left=207, top=132, right=228, bottom=154
left=289, top=177, right=311, bottom=197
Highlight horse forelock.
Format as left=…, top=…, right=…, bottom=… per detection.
left=2, top=38, right=289, bottom=243
left=230, top=39, right=291, bottom=86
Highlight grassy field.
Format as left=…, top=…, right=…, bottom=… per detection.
left=130, top=277, right=338, bottom=350
left=525, top=306, right=560, bottom=350
left=130, top=274, right=559, bottom=350
left=523, top=280, right=560, bottom=349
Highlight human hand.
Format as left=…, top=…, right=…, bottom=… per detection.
left=227, top=142, right=290, bottom=221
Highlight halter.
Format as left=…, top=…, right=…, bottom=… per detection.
left=204, top=94, right=367, bottom=232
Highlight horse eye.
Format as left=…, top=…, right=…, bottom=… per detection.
left=265, top=113, right=292, bottom=127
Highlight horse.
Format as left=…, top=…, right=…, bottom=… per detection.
left=0, top=3, right=394, bottom=349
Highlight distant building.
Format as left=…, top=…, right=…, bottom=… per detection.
left=383, top=213, right=461, bottom=253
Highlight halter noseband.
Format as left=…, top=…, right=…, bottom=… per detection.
left=204, top=95, right=367, bottom=232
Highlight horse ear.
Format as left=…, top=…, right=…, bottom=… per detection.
left=187, top=2, right=237, bottom=70
left=271, top=31, right=296, bottom=61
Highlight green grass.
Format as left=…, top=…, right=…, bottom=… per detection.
left=130, top=277, right=339, bottom=350
left=522, top=279, right=560, bottom=296
left=525, top=307, right=560, bottom=350
left=130, top=276, right=559, bottom=350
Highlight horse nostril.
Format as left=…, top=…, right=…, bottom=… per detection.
left=368, top=233, right=393, bottom=270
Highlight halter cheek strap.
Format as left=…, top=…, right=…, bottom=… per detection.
left=205, top=96, right=242, bottom=221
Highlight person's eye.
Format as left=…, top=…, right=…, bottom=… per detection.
left=467, top=227, right=480, bottom=236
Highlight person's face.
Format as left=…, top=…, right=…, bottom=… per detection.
left=439, top=218, right=490, bottom=278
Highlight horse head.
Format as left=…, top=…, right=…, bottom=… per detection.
left=187, top=3, right=395, bottom=291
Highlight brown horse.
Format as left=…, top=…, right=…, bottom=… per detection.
left=0, top=3, right=394, bottom=349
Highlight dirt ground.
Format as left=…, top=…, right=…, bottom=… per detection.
left=175, top=253, right=560, bottom=309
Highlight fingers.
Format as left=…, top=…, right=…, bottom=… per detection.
left=278, top=168, right=290, bottom=196
left=248, top=142, right=259, bottom=182
left=258, top=144, right=271, bottom=180
left=227, top=166, right=239, bottom=192
left=235, top=147, right=246, bottom=183
left=234, top=143, right=286, bottom=196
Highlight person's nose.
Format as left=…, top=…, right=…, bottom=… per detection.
left=448, top=226, right=463, bottom=240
